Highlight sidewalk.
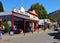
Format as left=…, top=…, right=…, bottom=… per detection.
left=0, top=29, right=51, bottom=41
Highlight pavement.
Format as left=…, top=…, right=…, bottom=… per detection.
left=0, top=29, right=59, bottom=43
left=1, top=29, right=44, bottom=40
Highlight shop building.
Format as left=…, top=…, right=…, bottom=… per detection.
left=0, top=6, right=39, bottom=34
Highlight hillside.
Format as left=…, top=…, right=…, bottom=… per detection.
left=48, top=10, right=60, bottom=22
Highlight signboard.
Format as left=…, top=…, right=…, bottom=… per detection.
left=13, top=8, right=20, bottom=13
left=13, top=8, right=25, bottom=14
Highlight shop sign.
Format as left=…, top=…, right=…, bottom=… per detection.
left=13, top=8, right=25, bottom=14
left=13, top=8, right=20, bottom=13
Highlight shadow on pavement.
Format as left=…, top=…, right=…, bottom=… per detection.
left=53, top=42, right=58, bottom=43
left=48, top=31, right=60, bottom=39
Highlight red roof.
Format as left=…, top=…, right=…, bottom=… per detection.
left=28, top=10, right=38, bottom=17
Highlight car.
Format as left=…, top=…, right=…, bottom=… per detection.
left=54, top=27, right=60, bottom=31
left=58, top=27, right=60, bottom=31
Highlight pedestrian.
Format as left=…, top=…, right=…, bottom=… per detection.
left=44, top=24, right=47, bottom=31
left=0, top=22, right=4, bottom=39
left=2, top=25, right=5, bottom=34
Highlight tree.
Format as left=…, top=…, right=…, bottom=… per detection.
left=0, top=1, right=4, bottom=12
left=28, top=3, right=47, bottom=19
left=47, top=15, right=56, bottom=22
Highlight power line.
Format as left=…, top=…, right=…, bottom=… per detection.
left=13, top=0, right=21, bottom=9
left=21, top=0, right=23, bottom=6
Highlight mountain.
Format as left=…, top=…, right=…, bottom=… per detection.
left=48, top=10, right=60, bottom=22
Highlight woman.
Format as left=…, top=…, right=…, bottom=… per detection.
left=0, top=22, right=4, bottom=39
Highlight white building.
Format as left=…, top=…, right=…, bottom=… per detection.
left=0, top=6, right=39, bottom=33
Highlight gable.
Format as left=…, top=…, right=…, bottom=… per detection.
left=28, top=10, right=38, bottom=17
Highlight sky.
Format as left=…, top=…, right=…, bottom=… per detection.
left=0, top=0, right=60, bottom=14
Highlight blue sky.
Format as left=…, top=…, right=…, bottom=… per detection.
left=0, top=0, right=60, bottom=14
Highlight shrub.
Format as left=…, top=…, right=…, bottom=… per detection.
left=2, top=22, right=10, bottom=33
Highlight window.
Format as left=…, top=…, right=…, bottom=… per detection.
left=33, top=17, right=35, bottom=18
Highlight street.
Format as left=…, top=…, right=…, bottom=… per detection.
left=0, top=30, right=60, bottom=43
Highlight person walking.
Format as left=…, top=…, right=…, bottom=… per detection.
left=44, top=24, right=47, bottom=32
left=0, top=22, right=4, bottom=39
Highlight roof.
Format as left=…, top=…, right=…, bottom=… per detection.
left=0, top=12, right=12, bottom=16
left=28, top=10, right=38, bottom=17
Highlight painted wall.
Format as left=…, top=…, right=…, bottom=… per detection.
left=27, top=13, right=38, bottom=21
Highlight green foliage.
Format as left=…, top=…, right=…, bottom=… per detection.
left=2, top=22, right=10, bottom=33
left=0, top=1, right=4, bottom=12
left=49, top=10, right=60, bottom=24
left=28, top=3, right=47, bottom=19
left=47, top=15, right=56, bottom=22
left=57, top=22, right=60, bottom=26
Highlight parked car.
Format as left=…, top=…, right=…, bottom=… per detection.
left=58, top=27, right=60, bottom=31
left=54, top=27, right=60, bottom=31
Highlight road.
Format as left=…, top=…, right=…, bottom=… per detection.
left=0, top=30, right=60, bottom=43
